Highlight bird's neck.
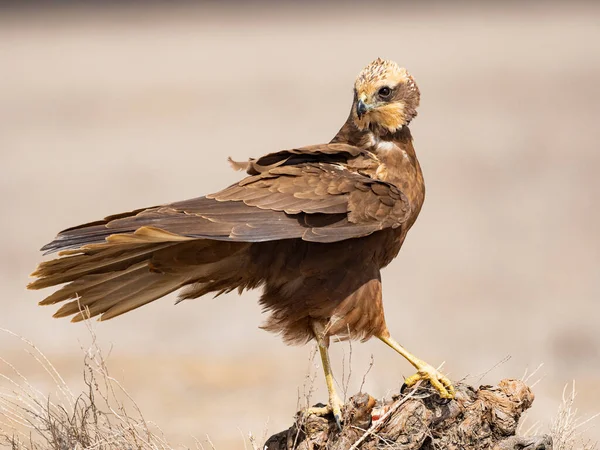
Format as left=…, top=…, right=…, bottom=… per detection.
left=331, top=117, right=425, bottom=221
left=331, top=116, right=413, bottom=153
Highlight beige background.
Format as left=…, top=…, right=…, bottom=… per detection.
left=1, top=2, right=599, bottom=448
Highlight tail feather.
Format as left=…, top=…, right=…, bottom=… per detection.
left=50, top=262, right=152, bottom=316
left=28, top=242, right=173, bottom=290
left=41, top=250, right=191, bottom=322
left=70, top=271, right=184, bottom=322
left=30, top=229, right=252, bottom=322
left=95, top=276, right=185, bottom=321
left=30, top=226, right=198, bottom=290
left=39, top=261, right=148, bottom=306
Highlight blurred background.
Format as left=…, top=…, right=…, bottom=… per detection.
left=1, top=1, right=599, bottom=448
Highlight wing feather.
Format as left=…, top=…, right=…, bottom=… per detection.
left=41, top=144, right=410, bottom=253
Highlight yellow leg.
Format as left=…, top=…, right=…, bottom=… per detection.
left=378, top=334, right=455, bottom=399
left=307, top=322, right=344, bottom=429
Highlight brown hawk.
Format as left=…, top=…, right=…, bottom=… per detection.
left=29, top=58, right=454, bottom=427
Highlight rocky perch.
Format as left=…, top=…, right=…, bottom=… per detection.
left=264, top=379, right=552, bottom=450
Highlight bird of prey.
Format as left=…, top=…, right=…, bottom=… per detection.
left=29, top=58, right=454, bottom=426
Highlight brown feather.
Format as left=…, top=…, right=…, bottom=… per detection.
left=29, top=59, right=425, bottom=348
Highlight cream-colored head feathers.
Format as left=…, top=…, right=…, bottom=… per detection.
left=352, top=58, right=420, bottom=133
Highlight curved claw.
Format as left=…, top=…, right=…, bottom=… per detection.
left=305, top=395, right=344, bottom=431
left=404, top=364, right=455, bottom=399
left=331, top=397, right=344, bottom=430
left=333, top=411, right=342, bottom=431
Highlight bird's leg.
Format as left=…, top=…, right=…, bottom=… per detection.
left=306, top=322, right=344, bottom=429
left=378, top=333, right=455, bottom=399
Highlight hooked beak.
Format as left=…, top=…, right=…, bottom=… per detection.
left=356, top=99, right=368, bottom=119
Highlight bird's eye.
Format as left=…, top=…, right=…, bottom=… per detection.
left=378, top=87, right=392, bottom=99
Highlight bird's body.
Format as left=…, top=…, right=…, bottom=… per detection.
left=29, top=59, right=453, bottom=423
left=250, top=125, right=425, bottom=344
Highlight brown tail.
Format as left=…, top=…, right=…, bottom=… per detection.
left=28, top=226, right=252, bottom=322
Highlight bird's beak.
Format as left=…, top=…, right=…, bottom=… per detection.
left=356, top=99, right=368, bottom=119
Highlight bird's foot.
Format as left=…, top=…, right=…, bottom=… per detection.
left=404, top=363, right=455, bottom=399
left=305, top=394, right=344, bottom=430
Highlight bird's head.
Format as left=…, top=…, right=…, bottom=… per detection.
left=352, top=58, right=420, bottom=134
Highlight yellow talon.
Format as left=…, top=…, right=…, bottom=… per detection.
left=378, top=333, right=455, bottom=400
left=305, top=393, right=344, bottom=427
left=404, top=363, right=455, bottom=399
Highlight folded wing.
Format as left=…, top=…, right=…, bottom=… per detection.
left=42, top=144, right=411, bottom=254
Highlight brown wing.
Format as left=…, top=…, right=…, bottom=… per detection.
left=231, top=143, right=363, bottom=175
left=31, top=143, right=411, bottom=322
left=42, top=144, right=410, bottom=253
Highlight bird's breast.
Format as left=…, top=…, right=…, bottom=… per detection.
left=371, top=138, right=425, bottom=230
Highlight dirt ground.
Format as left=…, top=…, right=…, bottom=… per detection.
left=1, top=2, right=599, bottom=448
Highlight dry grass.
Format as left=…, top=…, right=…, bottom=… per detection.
left=0, top=322, right=598, bottom=449
left=0, top=322, right=178, bottom=450
left=551, top=382, right=600, bottom=450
